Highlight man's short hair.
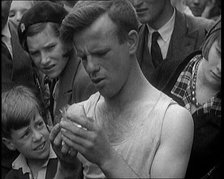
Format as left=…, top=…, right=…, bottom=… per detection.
left=60, top=0, right=139, bottom=45
left=1, top=85, right=47, bottom=138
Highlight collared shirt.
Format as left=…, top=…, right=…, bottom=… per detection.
left=12, top=145, right=57, bottom=179
left=171, top=54, right=221, bottom=116
left=147, top=8, right=176, bottom=59
left=1, top=21, right=13, bottom=58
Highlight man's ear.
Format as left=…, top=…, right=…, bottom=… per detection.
left=127, top=30, right=139, bottom=55
left=2, top=137, right=16, bottom=151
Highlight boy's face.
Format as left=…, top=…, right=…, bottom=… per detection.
left=9, top=111, right=50, bottom=161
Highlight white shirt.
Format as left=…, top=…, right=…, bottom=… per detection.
left=1, top=21, right=13, bottom=58
left=12, top=145, right=57, bottom=179
left=147, top=8, right=176, bottom=59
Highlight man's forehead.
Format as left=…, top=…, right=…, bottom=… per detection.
left=73, top=14, right=117, bottom=49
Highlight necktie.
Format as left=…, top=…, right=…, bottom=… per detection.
left=151, top=31, right=163, bottom=68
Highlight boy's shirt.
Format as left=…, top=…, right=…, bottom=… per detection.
left=12, top=145, right=57, bottom=179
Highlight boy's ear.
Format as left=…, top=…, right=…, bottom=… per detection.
left=127, top=30, right=139, bottom=55
left=2, top=137, right=16, bottom=151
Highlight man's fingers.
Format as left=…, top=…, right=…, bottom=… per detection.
left=49, top=123, right=63, bottom=148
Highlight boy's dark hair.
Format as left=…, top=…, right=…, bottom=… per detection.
left=60, top=0, right=139, bottom=45
left=2, top=85, right=47, bottom=138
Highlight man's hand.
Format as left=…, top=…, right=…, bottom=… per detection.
left=60, top=104, right=114, bottom=168
left=49, top=123, right=78, bottom=168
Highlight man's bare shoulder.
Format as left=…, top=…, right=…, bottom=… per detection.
left=161, top=103, right=194, bottom=144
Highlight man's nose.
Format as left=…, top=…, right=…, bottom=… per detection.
left=85, top=56, right=100, bottom=76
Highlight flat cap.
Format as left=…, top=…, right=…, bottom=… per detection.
left=18, top=1, right=67, bottom=50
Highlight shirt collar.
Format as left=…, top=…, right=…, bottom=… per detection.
left=147, top=8, right=176, bottom=42
left=12, top=145, right=57, bottom=175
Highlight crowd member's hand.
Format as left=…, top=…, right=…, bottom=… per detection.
left=60, top=104, right=115, bottom=168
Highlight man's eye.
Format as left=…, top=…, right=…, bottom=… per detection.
left=30, top=51, right=39, bottom=57
left=46, top=45, right=55, bottom=51
left=95, top=51, right=108, bottom=57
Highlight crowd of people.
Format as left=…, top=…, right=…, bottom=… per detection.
left=1, top=0, right=221, bottom=179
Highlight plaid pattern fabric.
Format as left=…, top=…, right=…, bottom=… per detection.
left=171, top=54, right=221, bottom=116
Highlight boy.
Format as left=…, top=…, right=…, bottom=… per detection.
left=2, top=85, right=57, bottom=179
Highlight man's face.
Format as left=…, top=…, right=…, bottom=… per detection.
left=1, top=0, right=12, bottom=29
left=9, top=111, right=51, bottom=162
left=130, top=0, right=167, bottom=26
left=185, top=0, right=210, bottom=16
left=73, top=14, right=131, bottom=98
left=27, top=23, right=69, bottom=79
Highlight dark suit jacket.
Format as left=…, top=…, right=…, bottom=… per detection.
left=54, top=52, right=97, bottom=124
left=1, top=21, right=35, bottom=92
left=137, top=9, right=214, bottom=82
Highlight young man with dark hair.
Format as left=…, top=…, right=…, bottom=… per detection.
left=50, top=1, right=194, bottom=178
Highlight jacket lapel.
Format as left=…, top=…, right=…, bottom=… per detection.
left=167, top=10, right=199, bottom=64
left=54, top=52, right=80, bottom=116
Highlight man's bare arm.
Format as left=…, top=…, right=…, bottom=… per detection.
left=150, top=104, right=194, bottom=178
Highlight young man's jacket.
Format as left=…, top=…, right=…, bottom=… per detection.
left=53, top=50, right=97, bottom=124
left=1, top=20, right=35, bottom=92
left=136, top=9, right=214, bottom=82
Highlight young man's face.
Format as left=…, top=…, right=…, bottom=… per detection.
left=27, top=23, right=69, bottom=79
left=129, top=0, right=167, bottom=26
left=74, top=14, right=131, bottom=98
left=9, top=111, right=51, bottom=162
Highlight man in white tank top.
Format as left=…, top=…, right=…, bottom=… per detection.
left=50, top=0, right=194, bottom=178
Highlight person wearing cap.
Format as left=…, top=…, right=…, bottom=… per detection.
left=18, top=1, right=97, bottom=125
left=150, top=16, right=221, bottom=179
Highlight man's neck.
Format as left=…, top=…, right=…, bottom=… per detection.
left=103, top=59, right=152, bottom=110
